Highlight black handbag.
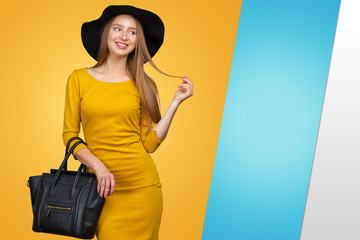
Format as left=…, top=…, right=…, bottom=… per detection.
left=27, top=136, right=105, bottom=239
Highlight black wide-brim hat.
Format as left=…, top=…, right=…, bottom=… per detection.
left=81, top=5, right=165, bottom=61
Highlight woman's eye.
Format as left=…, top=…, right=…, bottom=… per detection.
left=113, top=28, right=135, bottom=35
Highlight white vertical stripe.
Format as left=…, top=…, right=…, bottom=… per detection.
left=300, top=0, right=360, bottom=239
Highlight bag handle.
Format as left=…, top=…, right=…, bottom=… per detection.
left=70, top=163, right=88, bottom=198
left=49, top=138, right=88, bottom=197
left=66, top=138, right=93, bottom=198
left=65, top=137, right=87, bottom=156
left=63, top=137, right=88, bottom=171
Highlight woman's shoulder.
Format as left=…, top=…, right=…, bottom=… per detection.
left=67, top=67, right=92, bottom=82
left=66, top=67, right=92, bottom=88
left=70, top=67, right=89, bottom=76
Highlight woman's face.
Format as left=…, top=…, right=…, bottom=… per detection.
left=107, top=14, right=137, bottom=58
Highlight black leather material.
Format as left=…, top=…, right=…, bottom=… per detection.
left=27, top=137, right=105, bottom=239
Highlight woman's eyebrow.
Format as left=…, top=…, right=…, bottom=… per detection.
left=111, top=23, right=137, bottom=30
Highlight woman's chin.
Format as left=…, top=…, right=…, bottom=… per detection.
left=108, top=51, right=132, bottom=58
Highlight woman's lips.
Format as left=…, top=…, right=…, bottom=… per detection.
left=116, top=42, right=128, bottom=49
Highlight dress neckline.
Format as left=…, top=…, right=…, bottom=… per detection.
left=84, top=67, right=133, bottom=84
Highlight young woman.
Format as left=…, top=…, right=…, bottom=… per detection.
left=62, top=5, right=193, bottom=240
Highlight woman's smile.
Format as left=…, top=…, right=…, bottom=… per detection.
left=115, top=41, right=128, bottom=49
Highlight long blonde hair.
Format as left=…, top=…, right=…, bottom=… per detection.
left=92, top=15, right=182, bottom=134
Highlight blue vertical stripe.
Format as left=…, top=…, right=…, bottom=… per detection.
left=202, top=1, right=340, bottom=239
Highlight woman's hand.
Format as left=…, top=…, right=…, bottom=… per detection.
left=173, top=76, right=193, bottom=104
left=93, top=162, right=115, bottom=199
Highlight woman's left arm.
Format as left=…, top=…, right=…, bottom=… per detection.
left=153, top=76, right=193, bottom=141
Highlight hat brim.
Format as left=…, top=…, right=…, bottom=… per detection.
left=81, top=5, right=165, bottom=61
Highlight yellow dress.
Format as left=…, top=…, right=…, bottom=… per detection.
left=62, top=67, right=165, bottom=240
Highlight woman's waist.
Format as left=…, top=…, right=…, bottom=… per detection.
left=83, top=132, right=142, bottom=148
left=86, top=165, right=161, bottom=190
left=86, top=138, right=147, bottom=155
left=85, top=147, right=157, bottom=176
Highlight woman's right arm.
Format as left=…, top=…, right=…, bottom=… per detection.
left=75, top=148, right=115, bottom=198
left=62, top=71, right=115, bottom=198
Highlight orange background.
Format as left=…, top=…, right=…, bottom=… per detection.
left=0, top=0, right=242, bottom=239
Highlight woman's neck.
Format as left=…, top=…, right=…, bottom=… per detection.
left=102, top=54, right=129, bottom=77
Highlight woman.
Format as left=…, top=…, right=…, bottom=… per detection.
left=62, top=5, right=193, bottom=240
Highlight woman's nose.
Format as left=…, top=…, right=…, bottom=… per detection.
left=120, top=32, right=127, bottom=40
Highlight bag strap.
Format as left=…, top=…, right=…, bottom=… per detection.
left=63, top=137, right=88, bottom=171
left=50, top=140, right=84, bottom=196
left=66, top=137, right=87, bottom=156
left=50, top=141, right=90, bottom=198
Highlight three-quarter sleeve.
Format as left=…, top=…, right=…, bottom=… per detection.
left=62, top=71, right=88, bottom=160
left=140, top=108, right=165, bottom=153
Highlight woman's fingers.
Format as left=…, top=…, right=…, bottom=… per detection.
left=99, top=178, right=106, bottom=198
left=180, top=76, right=193, bottom=91
left=179, top=86, right=189, bottom=92
left=110, top=174, right=115, bottom=196
left=97, top=179, right=101, bottom=193
left=95, top=165, right=115, bottom=198
left=181, top=76, right=192, bottom=85
left=104, top=178, right=111, bottom=198
left=97, top=172, right=115, bottom=198
left=178, top=83, right=190, bottom=88
left=178, top=83, right=193, bottom=94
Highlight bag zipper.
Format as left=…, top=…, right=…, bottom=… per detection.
left=46, top=204, right=71, bottom=211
